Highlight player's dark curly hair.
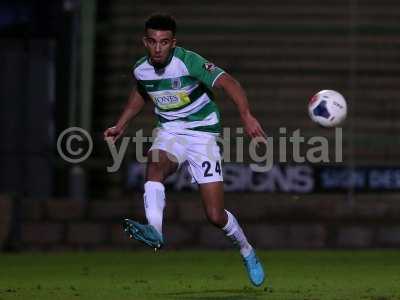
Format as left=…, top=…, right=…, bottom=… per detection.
left=145, top=13, right=177, bottom=36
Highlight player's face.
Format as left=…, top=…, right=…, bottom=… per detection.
left=143, top=29, right=176, bottom=66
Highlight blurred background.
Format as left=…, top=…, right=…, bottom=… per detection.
left=1, top=0, right=400, bottom=252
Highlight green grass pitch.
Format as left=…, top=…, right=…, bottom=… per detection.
left=0, top=250, right=399, bottom=300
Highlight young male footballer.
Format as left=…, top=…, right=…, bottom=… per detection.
left=104, top=14, right=266, bottom=287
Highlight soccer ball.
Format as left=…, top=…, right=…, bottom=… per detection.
left=308, top=90, right=347, bottom=127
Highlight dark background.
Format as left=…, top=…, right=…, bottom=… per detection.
left=1, top=0, right=399, bottom=251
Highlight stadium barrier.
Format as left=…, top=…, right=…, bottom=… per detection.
left=1, top=194, right=400, bottom=251
left=0, top=195, right=12, bottom=250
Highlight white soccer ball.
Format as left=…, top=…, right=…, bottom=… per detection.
left=308, top=90, right=347, bottom=127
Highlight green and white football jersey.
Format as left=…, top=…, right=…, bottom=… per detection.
left=133, top=47, right=225, bottom=134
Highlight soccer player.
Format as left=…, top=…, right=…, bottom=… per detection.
left=104, top=14, right=266, bottom=287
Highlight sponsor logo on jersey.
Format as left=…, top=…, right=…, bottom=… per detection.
left=203, top=62, right=216, bottom=72
left=171, top=78, right=181, bottom=89
left=154, top=95, right=180, bottom=106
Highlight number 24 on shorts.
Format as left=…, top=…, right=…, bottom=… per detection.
left=202, top=161, right=222, bottom=177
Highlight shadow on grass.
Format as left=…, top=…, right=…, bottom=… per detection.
left=162, top=288, right=267, bottom=300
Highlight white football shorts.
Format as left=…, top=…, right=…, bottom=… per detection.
left=149, top=128, right=223, bottom=184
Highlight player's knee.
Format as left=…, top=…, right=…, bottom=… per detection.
left=206, top=209, right=226, bottom=228
left=146, top=150, right=178, bottom=182
left=146, top=162, right=166, bottom=182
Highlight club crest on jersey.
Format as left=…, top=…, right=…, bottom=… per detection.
left=203, top=62, right=216, bottom=72
left=171, top=78, right=181, bottom=89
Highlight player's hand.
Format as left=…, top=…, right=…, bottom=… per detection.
left=241, top=113, right=267, bottom=141
left=103, top=125, right=125, bottom=143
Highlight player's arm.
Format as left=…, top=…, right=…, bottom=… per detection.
left=103, top=88, right=145, bottom=143
left=214, top=73, right=266, bottom=139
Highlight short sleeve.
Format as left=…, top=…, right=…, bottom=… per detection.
left=184, top=51, right=225, bottom=89
left=132, top=60, right=150, bottom=101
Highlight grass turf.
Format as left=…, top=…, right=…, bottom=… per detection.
left=0, top=250, right=399, bottom=300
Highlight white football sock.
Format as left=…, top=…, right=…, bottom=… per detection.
left=143, top=181, right=166, bottom=236
left=222, top=210, right=253, bottom=257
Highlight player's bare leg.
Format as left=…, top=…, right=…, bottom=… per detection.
left=146, top=149, right=179, bottom=182
left=199, top=181, right=227, bottom=227
left=123, top=149, right=178, bottom=249
left=199, top=181, right=265, bottom=287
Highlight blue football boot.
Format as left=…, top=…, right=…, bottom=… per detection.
left=243, top=249, right=265, bottom=287
left=122, top=218, right=164, bottom=250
